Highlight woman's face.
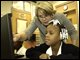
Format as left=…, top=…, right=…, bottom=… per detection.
left=38, top=10, right=52, bottom=26
left=45, top=24, right=61, bottom=46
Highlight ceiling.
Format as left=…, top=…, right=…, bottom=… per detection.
left=31, top=1, right=67, bottom=4
left=31, top=1, right=57, bottom=3
left=31, top=1, right=37, bottom=3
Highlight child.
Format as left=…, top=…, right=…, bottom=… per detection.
left=26, top=19, right=79, bottom=59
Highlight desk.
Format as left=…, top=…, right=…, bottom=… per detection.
left=16, top=56, right=29, bottom=59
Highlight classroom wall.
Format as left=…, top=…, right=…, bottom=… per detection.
left=51, top=1, right=79, bottom=19
left=77, top=1, right=79, bottom=27
left=52, top=1, right=67, bottom=10
left=1, top=1, right=36, bottom=19
left=1, top=1, right=12, bottom=17
left=77, top=1, right=79, bottom=17
left=1, top=1, right=79, bottom=20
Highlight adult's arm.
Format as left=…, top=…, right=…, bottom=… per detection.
left=23, top=17, right=38, bottom=41
left=13, top=17, right=38, bottom=42
left=72, top=40, right=77, bottom=45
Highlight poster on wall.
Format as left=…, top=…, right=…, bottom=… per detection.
left=17, top=19, right=27, bottom=33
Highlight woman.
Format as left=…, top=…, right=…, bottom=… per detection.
left=13, top=1, right=78, bottom=45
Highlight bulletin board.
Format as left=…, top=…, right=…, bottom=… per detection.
left=16, top=18, right=28, bottom=33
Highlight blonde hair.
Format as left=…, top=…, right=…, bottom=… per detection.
left=35, top=1, right=56, bottom=19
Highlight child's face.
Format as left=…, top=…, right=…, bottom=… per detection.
left=45, top=24, right=61, bottom=46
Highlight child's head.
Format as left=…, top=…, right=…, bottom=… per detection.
left=45, top=19, right=67, bottom=46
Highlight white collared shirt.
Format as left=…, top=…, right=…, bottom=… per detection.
left=16, top=45, right=27, bottom=56
left=46, top=42, right=63, bottom=56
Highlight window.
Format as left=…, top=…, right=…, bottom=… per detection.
left=32, top=4, right=35, bottom=17
left=24, top=1, right=31, bottom=12
left=12, top=1, right=23, bottom=10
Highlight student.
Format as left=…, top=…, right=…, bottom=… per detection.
left=13, top=1, right=78, bottom=46
left=14, top=41, right=23, bottom=51
left=26, top=19, right=79, bottom=59
left=14, top=41, right=27, bottom=55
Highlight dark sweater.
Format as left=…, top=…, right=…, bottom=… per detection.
left=26, top=42, right=79, bottom=59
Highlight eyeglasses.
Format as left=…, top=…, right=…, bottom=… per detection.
left=38, top=15, right=51, bottom=19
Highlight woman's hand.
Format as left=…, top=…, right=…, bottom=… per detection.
left=12, top=33, right=20, bottom=42
left=39, top=53, right=50, bottom=59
